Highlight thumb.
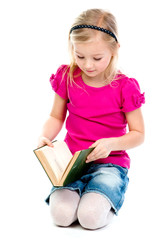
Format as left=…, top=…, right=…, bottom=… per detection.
left=42, top=137, right=54, bottom=148
left=47, top=139, right=54, bottom=148
left=89, top=140, right=99, bottom=148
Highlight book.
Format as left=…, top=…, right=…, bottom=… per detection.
left=33, top=140, right=94, bottom=187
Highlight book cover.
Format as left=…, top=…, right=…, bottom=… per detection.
left=33, top=141, right=94, bottom=187
left=61, top=148, right=94, bottom=186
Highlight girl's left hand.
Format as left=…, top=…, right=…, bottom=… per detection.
left=86, top=138, right=115, bottom=163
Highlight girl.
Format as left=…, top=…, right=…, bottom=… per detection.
left=38, top=9, right=145, bottom=230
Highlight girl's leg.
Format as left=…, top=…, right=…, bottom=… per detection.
left=77, top=192, right=114, bottom=230
left=49, top=189, right=80, bottom=227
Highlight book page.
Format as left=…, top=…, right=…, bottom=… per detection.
left=40, top=141, right=73, bottom=181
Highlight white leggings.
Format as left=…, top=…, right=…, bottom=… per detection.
left=49, top=189, right=114, bottom=230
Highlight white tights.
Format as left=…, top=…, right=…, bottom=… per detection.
left=49, top=189, right=114, bottom=230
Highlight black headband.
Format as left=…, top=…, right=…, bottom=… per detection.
left=70, top=25, right=118, bottom=42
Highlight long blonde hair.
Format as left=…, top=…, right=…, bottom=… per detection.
left=67, top=9, right=119, bottom=85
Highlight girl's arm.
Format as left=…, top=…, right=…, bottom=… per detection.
left=38, top=93, right=67, bottom=147
left=86, top=108, right=145, bottom=162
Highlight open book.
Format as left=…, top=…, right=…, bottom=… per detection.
left=33, top=141, right=94, bottom=186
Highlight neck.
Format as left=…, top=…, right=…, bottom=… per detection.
left=82, top=72, right=109, bottom=87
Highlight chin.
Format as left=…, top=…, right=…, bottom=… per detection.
left=85, top=71, right=97, bottom=77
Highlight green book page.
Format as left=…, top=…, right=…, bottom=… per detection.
left=62, top=148, right=94, bottom=186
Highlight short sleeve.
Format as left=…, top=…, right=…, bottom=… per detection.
left=121, top=78, right=145, bottom=112
left=49, top=65, right=69, bottom=100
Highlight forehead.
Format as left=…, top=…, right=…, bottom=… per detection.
left=73, top=37, right=110, bottom=55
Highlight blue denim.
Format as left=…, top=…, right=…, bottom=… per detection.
left=45, top=163, right=129, bottom=214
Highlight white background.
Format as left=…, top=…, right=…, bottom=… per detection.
left=0, top=0, right=160, bottom=239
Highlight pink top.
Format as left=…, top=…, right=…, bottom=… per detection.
left=50, top=65, right=145, bottom=169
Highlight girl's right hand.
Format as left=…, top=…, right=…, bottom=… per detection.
left=37, top=136, right=54, bottom=148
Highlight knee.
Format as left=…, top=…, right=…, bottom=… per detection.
left=77, top=193, right=113, bottom=230
left=50, top=203, right=75, bottom=227
left=77, top=204, right=101, bottom=230
left=49, top=189, right=80, bottom=227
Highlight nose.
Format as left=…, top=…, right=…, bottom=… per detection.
left=84, top=59, right=94, bottom=70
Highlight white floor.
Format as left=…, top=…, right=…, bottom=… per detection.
left=2, top=198, right=158, bottom=240
left=1, top=86, right=159, bottom=240
left=1, top=145, right=159, bottom=240
left=1, top=1, right=160, bottom=239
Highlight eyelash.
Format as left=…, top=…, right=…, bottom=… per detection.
left=77, top=56, right=102, bottom=61
left=77, top=56, right=84, bottom=59
left=94, top=58, right=102, bottom=61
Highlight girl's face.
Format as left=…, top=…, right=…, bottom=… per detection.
left=73, top=36, right=112, bottom=81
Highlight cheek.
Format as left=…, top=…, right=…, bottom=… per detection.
left=99, top=57, right=111, bottom=70
left=75, top=57, right=82, bottom=67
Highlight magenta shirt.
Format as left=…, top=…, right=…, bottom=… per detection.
left=50, top=65, right=145, bottom=169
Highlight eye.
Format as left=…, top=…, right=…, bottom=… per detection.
left=94, top=57, right=102, bottom=61
left=77, top=55, right=84, bottom=59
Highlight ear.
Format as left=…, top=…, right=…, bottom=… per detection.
left=112, top=43, right=120, bottom=57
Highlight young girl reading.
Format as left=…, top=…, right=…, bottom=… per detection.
left=37, top=9, right=145, bottom=230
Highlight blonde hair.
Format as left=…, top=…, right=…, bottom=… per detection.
left=67, top=9, right=119, bottom=85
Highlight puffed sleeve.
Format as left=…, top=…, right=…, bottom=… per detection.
left=121, top=78, right=145, bottom=112
left=49, top=65, right=69, bottom=100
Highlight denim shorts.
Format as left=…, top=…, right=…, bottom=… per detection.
left=45, top=163, right=129, bottom=215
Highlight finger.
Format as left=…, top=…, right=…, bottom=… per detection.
left=86, top=153, right=101, bottom=162
left=37, top=141, right=46, bottom=148
left=86, top=148, right=100, bottom=162
left=86, top=155, right=96, bottom=163
left=89, top=140, right=100, bottom=148
left=46, top=139, right=54, bottom=147
left=41, top=137, right=54, bottom=148
left=86, top=146, right=110, bottom=162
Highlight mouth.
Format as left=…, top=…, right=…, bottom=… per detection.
left=86, top=70, right=95, bottom=73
